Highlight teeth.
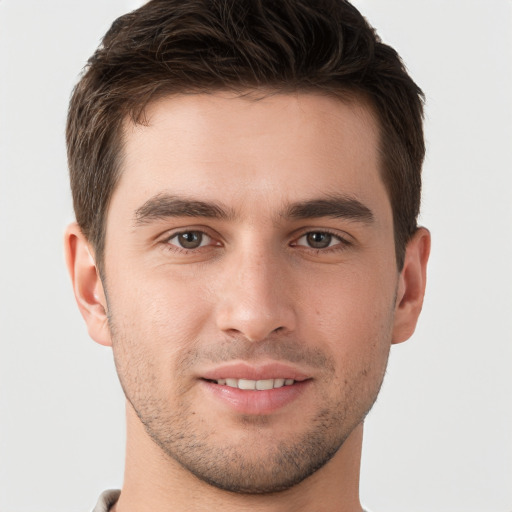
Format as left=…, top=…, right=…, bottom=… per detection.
left=238, top=379, right=256, bottom=390
left=273, top=378, right=285, bottom=388
left=216, top=378, right=296, bottom=390
left=256, top=379, right=274, bottom=390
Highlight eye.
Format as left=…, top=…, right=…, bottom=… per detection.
left=294, top=231, right=344, bottom=249
left=167, top=230, right=213, bottom=250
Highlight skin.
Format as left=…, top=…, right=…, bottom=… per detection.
left=65, top=92, right=430, bottom=512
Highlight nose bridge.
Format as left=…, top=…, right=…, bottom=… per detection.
left=215, top=241, right=296, bottom=342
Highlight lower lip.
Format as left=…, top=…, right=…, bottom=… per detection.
left=201, top=380, right=310, bottom=415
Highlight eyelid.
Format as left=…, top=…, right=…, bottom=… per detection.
left=290, top=227, right=354, bottom=246
left=158, top=225, right=222, bottom=242
left=158, top=226, right=224, bottom=253
left=156, top=225, right=354, bottom=253
left=167, top=231, right=213, bottom=248
left=295, top=233, right=341, bottom=248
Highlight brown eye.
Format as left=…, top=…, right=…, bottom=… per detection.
left=169, top=231, right=209, bottom=249
left=305, top=232, right=332, bottom=249
left=293, top=231, right=348, bottom=251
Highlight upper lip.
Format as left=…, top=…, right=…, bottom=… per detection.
left=200, top=361, right=310, bottom=382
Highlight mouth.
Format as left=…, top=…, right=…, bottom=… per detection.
left=203, top=377, right=297, bottom=390
left=199, top=363, right=311, bottom=415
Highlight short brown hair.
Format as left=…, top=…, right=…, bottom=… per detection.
left=67, top=0, right=425, bottom=270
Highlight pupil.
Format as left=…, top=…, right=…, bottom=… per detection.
left=179, top=232, right=202, bottom=248
left=307, top=232, right=331, bottom=249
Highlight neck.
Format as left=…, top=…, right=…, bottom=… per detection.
left=114, top=403, right=364, bottom=512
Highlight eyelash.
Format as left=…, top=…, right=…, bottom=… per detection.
left=163, top=230, right=219, bottom=254
left=292, top=229, right=352, bottom=253
left=161, top=228, right=352, bottom=255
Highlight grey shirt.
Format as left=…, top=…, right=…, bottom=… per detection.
left=92, top=490, right=120, bottom=512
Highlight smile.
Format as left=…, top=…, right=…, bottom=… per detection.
left=200, top=362, right=311, bottom=413
left=212, top=378, right=296, bottom=390
left=202, top=377, right=309, bottom=415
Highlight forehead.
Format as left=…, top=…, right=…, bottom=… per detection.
left=111, top=91, right=388, bottom=222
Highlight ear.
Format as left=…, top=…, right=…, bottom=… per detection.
left=392, top=227, right=431, bottom=344
left=64, top=223, right=112, bottom=347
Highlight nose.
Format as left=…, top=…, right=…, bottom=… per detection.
left=215, top=247, right=297, bottom=342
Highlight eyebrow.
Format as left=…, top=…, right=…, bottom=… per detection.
left=134, top=194, right=234, bottom=225
left=133, top=193, right=374, bottom=226
left=284, top=195, right=374, bottom=223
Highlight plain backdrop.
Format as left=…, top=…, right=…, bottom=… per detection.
left=0, top=1, right=511, bottom=511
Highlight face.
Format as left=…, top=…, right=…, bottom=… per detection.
left=102, top=92, right=400, bottom=493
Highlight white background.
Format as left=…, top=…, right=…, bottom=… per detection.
left=0, top=1, right=511, bottom=511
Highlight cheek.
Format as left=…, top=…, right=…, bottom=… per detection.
left=106, top=268, right=214, bottom=380
left=304, top=265, right=397, bottom=363
left=110, top=262, right=212, bottom=329
left=309, top=272, right=395, bottom=413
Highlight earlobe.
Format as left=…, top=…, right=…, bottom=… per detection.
left=64, top=223, right=112, bottom=347
left=391, top=227, right=431, bottom=344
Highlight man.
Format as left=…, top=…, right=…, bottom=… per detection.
left=64, top=0, right=430, bottom=510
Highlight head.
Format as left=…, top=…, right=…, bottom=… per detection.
left=67, top=0, right=424, bottom=274
left=65, top=0, right=429, bottom=498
